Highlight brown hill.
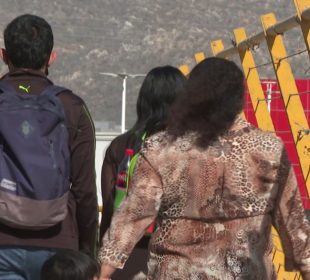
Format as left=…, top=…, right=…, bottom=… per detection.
left=0, top=0, right=306, bottom=131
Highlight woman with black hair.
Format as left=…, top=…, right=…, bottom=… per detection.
left=98, top=57, right=310, bottom=280
left=99, top=65, right=186, bottom=279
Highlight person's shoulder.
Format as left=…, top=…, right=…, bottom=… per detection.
left=57, top=88, right=85, bottom=107
left=143, top=131, right=169, bottom=151
left=250, top=123, right=283, bottom=146
left=109, top=130, right=136, bottom=148
left=106, top=130, right=137, bottom=161
left=234, top=118, right=284, bottom=153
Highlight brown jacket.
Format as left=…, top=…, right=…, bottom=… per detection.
left=0, top=69, right=98, bottom=257
left=99, top=118, right=310, bottom=279
left=100, top=130, right=139, bottom=240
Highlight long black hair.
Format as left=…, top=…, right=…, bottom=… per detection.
left=167, top=57, right=244, bottom=148
left=131, top=65, right=186, bottom=138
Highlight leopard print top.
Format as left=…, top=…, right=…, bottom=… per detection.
left=98, top=117, right=310, bottom=280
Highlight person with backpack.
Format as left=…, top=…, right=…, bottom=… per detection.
left=99, top=66, right=186, bottom=279
left=0, top=14, right=98, bottom=280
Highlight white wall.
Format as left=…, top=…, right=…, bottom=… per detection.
left=95, top=132, right=119, bottom=207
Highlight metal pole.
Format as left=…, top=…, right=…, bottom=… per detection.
left=233, top=27, right=274, bottom=130
left=99, top=72, right=145, bottom=133
left=262, top=12, right=310, bottom=197
left=215, top=9, right=310, bottom=58
left=121, top=75, right=127, bottom=133
left=294, top=0, right=310, bottom=60
left=266, top=82, right=274, bottom=112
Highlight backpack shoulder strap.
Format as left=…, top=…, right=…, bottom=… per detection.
left=40, top=85, right=70, bottom=122
left=41, top=84, right=69, bottom=97
left=0, top=80, right=17, bottom=94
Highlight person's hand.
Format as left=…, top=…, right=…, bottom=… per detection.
left=99, top=263, right=116, bottom=280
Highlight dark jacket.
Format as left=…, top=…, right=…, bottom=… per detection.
left=100, top=130, right=149, bottom=279
left=100, top=130, right=149, bottom=247
left=0, top=69, right=98, bottom=257
left=100, top=130, right=138, bottom=240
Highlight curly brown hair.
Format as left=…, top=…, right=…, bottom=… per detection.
left=167, top=57, right=244, bottom=148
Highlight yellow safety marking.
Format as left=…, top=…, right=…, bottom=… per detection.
left=234, top=28, right=275, bottom=132
left=194, top=52, right=206, bottom=63
left=294, top=0, right=310, bottom=59
left=261, top=13, right=310, bottom=196
left=272, top=228, right=302, bottom=279
left=211, top=40, right=225, bottom=56
left=179, top=64, right=190, bottom=76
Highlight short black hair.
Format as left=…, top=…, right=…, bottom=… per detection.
left=4, top=14, right=53, bottom=69
left=132, top=65, right=186, bottom=137
left=41, top=250, right=99, bottom=280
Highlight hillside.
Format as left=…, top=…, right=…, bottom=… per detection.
left=0, top=0, right=307, bottom=131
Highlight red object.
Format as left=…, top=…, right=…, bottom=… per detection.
left=244, top=80, right=310, bottom=209
left=115, top=149, right=134, bottom=190
left=147, top=222, right=156, bottom=234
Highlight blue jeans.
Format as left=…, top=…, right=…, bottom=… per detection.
left=0, top=247, right=58, bottom=280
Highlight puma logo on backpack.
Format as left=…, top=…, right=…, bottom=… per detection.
left=0, top=81, right=71, bottom=230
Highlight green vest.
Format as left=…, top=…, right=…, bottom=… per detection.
left=113, top=133, right=147, bottom=209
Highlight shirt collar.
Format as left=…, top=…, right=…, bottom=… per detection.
left=229, top=115, right=250, bottom=133
left=1, top=68, right=53, bottom=84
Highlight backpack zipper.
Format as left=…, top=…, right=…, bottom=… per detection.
left=48, top=139, right=57, bottom=169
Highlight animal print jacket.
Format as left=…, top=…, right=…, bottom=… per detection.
left=98, top=117, right=310, bottom=280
